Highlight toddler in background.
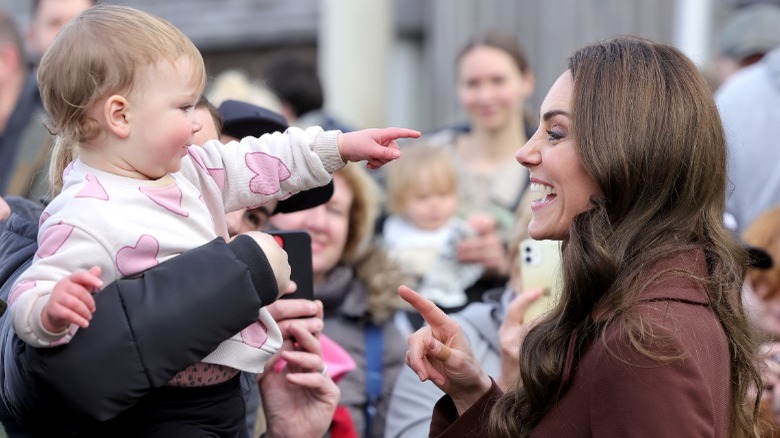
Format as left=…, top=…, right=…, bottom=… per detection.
left=383, top=143, right=483, bottom=312
left=7, top=5, right=418, bottom=434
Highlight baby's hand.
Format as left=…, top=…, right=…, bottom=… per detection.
left=337, top=127, right=421, bottom=169
left=242, top=231, right=292, bottom=298
left=42, top=266, right=102, bottom=333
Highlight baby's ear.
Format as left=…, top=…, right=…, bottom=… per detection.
left=104, top=95, right=130, bottom=138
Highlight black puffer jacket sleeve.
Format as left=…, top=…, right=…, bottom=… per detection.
left=0, top=198, right=279, bottom=425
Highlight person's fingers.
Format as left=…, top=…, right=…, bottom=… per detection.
left=376, top=127, right=421, bottom=144
left=406, top=329, right=433, bottom=381
left=87, top=265, right=102, bottom=278
left=288, top=323, right=322, bottom=356
left=262, top=338, right=294, bottom=376
left=62, top=290, right=95, bottom=320
left=276, top=317, right=324, bottom=339
left=280, top=350, right=323, bottom=372
left=398, top=285, right=453, bottom=330
left=58, top=309, right=89, bottom=328
left=371, top=144, right=400, bottom=163
left=466, top=213, right=497, bottom=233
left=284, top=372, right=339, bottom=399
left=47, top=303, right=89, bottom=328
left=426, top=335, right=452, bottom=362
left=283, top=281, right=298, bottom=295
left=69, top=270, right=104, bottom=293
left=267, top=299, right=319, bottom=321
left=504, top=288, right=544, bottom=326
left=59, top=281, right=97, bottom=314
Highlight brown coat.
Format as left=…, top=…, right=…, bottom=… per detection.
left=430, top=250, right=732, bottom=437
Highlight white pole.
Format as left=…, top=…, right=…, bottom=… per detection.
left=672, top=0, right=715, bottom=67
left=319, top=0, right=392, bottom=128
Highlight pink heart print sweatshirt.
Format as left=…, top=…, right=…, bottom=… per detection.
left=8, top=127, right=344, bottom=382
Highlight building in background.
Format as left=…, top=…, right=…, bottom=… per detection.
left=0, top=0, right=749, bottom=132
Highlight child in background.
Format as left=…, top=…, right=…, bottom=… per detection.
left=8, top=5, right=418, bottom=435
left=383, top=143, right=483, bottom=312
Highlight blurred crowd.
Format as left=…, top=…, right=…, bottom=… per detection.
left=3, top=0, right=780, bottom=437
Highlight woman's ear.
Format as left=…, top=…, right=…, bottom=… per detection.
left=104, top=95, right=131, bottom=138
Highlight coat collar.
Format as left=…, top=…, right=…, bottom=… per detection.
left=634, top=248, right=711, bottom=306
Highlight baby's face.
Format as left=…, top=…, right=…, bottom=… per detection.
left=403, top=189, right=458, bottom=231
left=192, top=106, right=220, bottom=146
left=116, top=57, right=203, bottom=179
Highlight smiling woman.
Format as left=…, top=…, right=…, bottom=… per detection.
left=517, top=72, right=601, bottom=241
left=400, top=36, right=761, bottom=438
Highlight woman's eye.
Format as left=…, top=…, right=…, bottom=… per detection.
left=547, top=130, right=564, bottom=141
left=326, top=205, right=346, bottom=216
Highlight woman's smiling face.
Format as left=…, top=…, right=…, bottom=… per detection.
left=515, top=70, right=601, bottom=240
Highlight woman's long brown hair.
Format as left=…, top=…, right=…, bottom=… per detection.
left=488, top=36, right=760, bottom=437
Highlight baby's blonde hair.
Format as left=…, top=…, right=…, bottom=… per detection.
left=38, top=4, right=206, bottom=193
left=385, top=142, right=458, bottom=215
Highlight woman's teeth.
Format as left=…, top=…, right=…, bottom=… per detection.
left=530, top=182, right=556, bottom=202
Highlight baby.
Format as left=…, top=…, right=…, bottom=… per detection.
left=383, top=143, right=483, bottom=310
left=8, top=4, right=418, bottom=433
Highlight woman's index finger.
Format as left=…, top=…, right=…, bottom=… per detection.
left=398, top=285, right=452, bottom=329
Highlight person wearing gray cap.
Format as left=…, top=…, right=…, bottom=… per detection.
left=716, top=2, right=780, bottom=234
left=715, top=2, right=780, bottom=85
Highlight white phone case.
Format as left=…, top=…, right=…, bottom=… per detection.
left=519, top=238, right=563, bottom=322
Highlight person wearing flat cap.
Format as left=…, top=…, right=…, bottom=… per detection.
left=216, top=99, right=335, bottom=233
left=715, top=2, right=780, bottom=86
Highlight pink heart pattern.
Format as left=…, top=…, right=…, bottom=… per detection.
left=75, top=175, right=109, bottom=200
left=36, top=222, right=74, bottom=259
left=139, top=184, right=189, bottom=217
left=38, top=212, right=51, bottom=227
left=245, top=152, right=291, bottom=195
left=188, top=149, right=225, bottom=191
left=239, top=320, right=269, bottom=348
left=115, top=234, right=160, bottom=277
left=188, top=149, right=207, bottom=171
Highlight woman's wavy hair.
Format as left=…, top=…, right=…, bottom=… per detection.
left=38, top=5, right=206, bottom=194
left=488, top=36, right=760, bottom=437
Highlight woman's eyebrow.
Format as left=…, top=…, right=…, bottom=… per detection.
left=542, top=109, right=571, bottom=122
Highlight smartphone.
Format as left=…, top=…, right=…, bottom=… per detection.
left=268, top=230, right=314, bottom=301
left=519, top=238, right=563, bottom=322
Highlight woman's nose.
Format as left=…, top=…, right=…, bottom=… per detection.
left=516, top=135, right=540, bottom=167
left=303, top=205, right=328, bottom=230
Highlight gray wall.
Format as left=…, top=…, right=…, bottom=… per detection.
left=0, top=0, right=738, bottom=131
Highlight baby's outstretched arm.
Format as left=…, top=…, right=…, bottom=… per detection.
left=41, top=266, right=102, bottom=332
left=337, top=127, right=421, bottom=169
